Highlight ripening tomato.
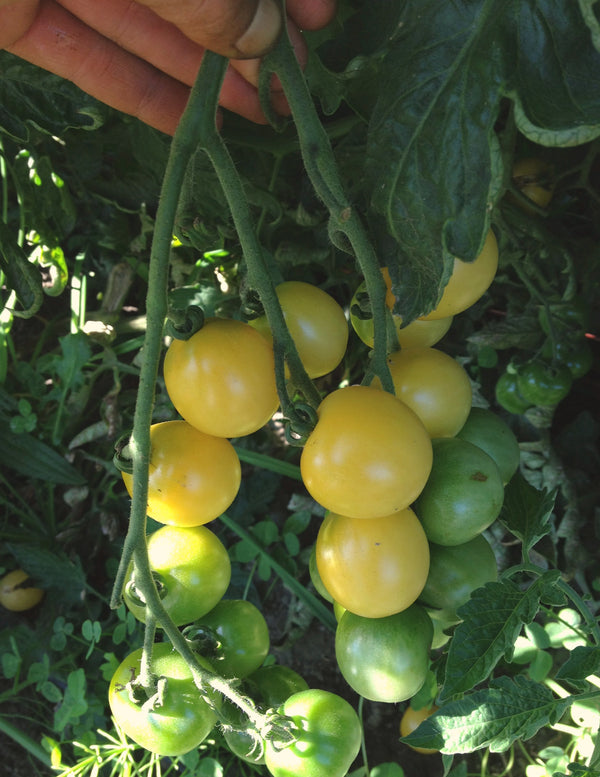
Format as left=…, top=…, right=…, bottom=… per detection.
left=511, top=157, right=555, bottom=210
left=350, top=270, right=453, bottom=349
left=420, top=229, right=498, bottom=320
left=300, top=385, right=433, bottom=519
left=335, top=605, right=433, bottom=703
left=108, top=642, right=217, bottom=755
left=400, top=703, right=439, bottom=754
left=122, top=421, right=241, bottom=527
left=372, top=347, right=472, bottom=438
left=414, top=438, right=504, bottom=546
left=316, top=509, right=430, bottom=618
left=456, top=407, right=520, bottom=484
left=264, top=689, right=362, bottom=777
left=249, top=281, right=349, bottom=378
left=163, top=318, right=279, bottom=438
left=124, top=524, right=231, bottom=626
left=0, top=569, right=44, bottom=611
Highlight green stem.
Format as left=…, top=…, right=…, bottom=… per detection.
left=0, top=717, right=52, bottom=769
left=263, top=31, right=394, bottom=392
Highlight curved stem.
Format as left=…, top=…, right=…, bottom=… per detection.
left=263, top=31, right=394, bottom=393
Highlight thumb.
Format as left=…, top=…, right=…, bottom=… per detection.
left=138, top=0, right=282, bottom=59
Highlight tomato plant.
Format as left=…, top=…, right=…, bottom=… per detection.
left=400, top=703, right=439, bottom=754
left=373, top=346, right=472, bottom=438
left=414, top=437, right=505, bottom=546
left=335, top=605, right=433, bottom=703
left=456, top=407, right=520, bottom=484
left=163, top=318, right=279, bottom=438
left=264, top=689, right=362, bottom=777
left=184, top=599, right=269, bottom=678
left=0, top=569, right=44, bottom=611
left=541, top=338, right=594, bottom=380
left=316, top=509, right=430, bottom=618
left=420, top=230, right=498, bottom=320
left=511, top=157, right=555, bottom=210
left=108, top=642, right=217, bottom=756
left=516, top=360, right=573, bottom=407
left=419, top=534, right=498, bottom=614
left=124, top=524, right=231, bottom=626
left=300, top=385, right=433, bottom=519
left=249, top=281, right=348, bottom=378
left=121, top=420, right=241, bottom=527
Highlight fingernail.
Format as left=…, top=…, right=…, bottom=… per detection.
left=234, top=0, right=282, bottom=57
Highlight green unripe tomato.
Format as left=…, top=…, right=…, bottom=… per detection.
left=495, top=371, right=533, bottom=414
left=414, top=438, right=504, bottom=546
left=516, top=360, right=573, bottom=406
left=419, top=534, right=498, bottom=613
left=335, top=605, right=433, bottom=703
left=456, top=407, right=520, bottom=484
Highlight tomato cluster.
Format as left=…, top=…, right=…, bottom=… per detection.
left=113, top=246, right=520, bottom=771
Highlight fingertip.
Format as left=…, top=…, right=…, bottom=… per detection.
left=233, top=0, right=282, bottom=57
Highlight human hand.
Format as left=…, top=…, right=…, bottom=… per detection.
left=0, top=0, right=337, bottom=134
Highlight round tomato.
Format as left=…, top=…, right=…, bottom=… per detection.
left=541, top=338, right=593, bottom=380
left=300, top=385, right=433, bottom=519
left=249, top=281, right=348, bottom=378
left=420, top=229, right=498, bottom=320
left=414, top=438, right=505, bottom=546
left=264, top=689, right=362, bottom=777
left=350, top=270, right=453, bottom=349
left=309, top=544, right=333, bottom=603
left=335, top=605, right=433, bottom=703
left=185, top=599, right=269, bottom=678
left=372, top=347, right=472, bottom=438
left=316, top=509, right=430, bottom=618
left=108, top=642, right=217, bottom=755
left=419, top=534, right=498, bottom=614
left=400, top=703, right=439, bottom=754
left=456, top=407, right=520, bottom=484
left=122, top=421, right=241, bottom=527
left=511, top=157, right=555, bottom=210
left=163, top=318, right=279, bottom=438
left=0, top=569, right=44, bottom=611
left=495, top=371, right=533, bottom=415
left=124, top=524, right=231, bottom=626
left=516, top=360, right=573, bottom=406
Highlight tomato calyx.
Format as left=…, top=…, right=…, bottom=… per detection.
left=164, top=304, right=205, bottom=341
left=261, top=711, right=301, bottom=751
left=283, top=402, right=319, bottom=447
left=182, top=624, right=222, bottom=660
left=124, top=573, right=167, bottom=609
left=112, top=430, right=134, bottom=475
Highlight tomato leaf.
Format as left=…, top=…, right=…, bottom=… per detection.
left=365, top=0, right=600, bottom=321
left=402, top=675, right=572, bottom=754
left=555, top=645, right=600, bottom=691
left=440, top=571, right=561, bottom=700
left=499, top=472, right=557, bottom=557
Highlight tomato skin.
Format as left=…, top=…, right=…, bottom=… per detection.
left=309, top=544, right=333, bottom=603
left=122, top=421, right=241, bottom=527
left=511, top=157, right=555, bottom=210
left=335, top=605, right=433, bottom=703
left=373, top=347, right=472, bottom=438
left=249, top=281, right=349, bottom=379
left=0, top=569, right=44, bottom=611
left=316, top=509, right=430, bottom=618
left=264, top=689, right=362, bottom=777
left=108, top=642, right=217, bottom=755
left=421, top=229, right=498, bottom=320
left=350, top=271, right=453, bottom=349
left=495, top=371, right=533, bottom=415
left=124, top=525, right=231, bottom=626
left=419, top=534, right=498, bottom=614
left=456, top=407, right=520, bottom=484
left=516, top=360, right=573, bottom=406
left=414, top=438, right=505, bottom=546
left=189, top=599, right=269, bottom=678
left=163, top=318, right=279, bottom=438
left=300, top=385, right=433, bottom=520
left=541, top=338, right=593, bottom=380
left=400, top=704, right=439, bottom=754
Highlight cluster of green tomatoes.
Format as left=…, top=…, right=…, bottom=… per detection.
left=111, top=228, right=524, bottom=774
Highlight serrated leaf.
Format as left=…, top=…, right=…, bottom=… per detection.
left=0, top=423, right=85, bottom=484
left=403, top=675, right=571, bottom=754
left=499, top=472, right=557, bottom=556
left=6, top=544, right=86, bottom=603
left=441, top=572, right=561, bottom=699
left=555, top=646, right=600, bottom=690
left=365, top=0, right=600, bottom=321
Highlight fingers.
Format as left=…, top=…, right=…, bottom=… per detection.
left=287, top=0, right=337, bottom=31
left=136, top=0, right=282, bottom=59
left=0, top=0, right=40, bottom=47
